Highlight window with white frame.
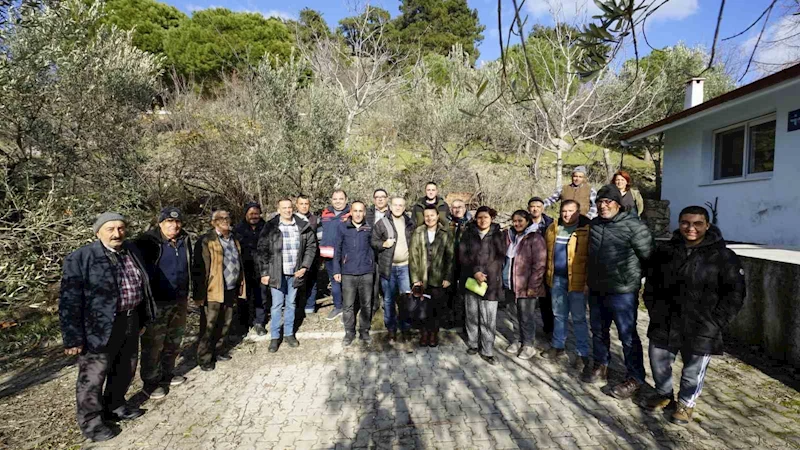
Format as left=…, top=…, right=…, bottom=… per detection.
left=713, top=114, right=776, bottom=180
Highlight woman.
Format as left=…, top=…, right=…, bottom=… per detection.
left=612, top=170, right=645, bottom=217
left=409, top=204, right=454, bottom=348
left=502, top=210, right=546, bottom=360
left=459, top=206, right=506, bottom=365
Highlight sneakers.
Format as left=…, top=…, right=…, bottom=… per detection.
left=326, top=308, right=343, bottom=321
left=581, top=362, right=608, bottom=384
left=285, top=336, right=300, bottom=348
left=480, top=354, right=497, bottom=366
left=342, top=334, right=355, bottom=346
left=200, top=363, right=215, bottom=371
left=304, top=308, right=315, bottom=314
left=89, top=426, right=119, bottom=442
left=253, top=324, right=267, bottom=336
left=166, top=375, right=187, bottom=387
left=518, top=346, right=536, bottom=360
left=642, top=393, right=677, bottom=410
left=506, top=342, right=522, bottom=355
left=108, top=406, right=145, bottom=421
left=467, top=347, right=479, bottom=355
left=540, top=347, right=566, bottom=360
left=216, top=353, right=232, bottom=362
left=143, top=384, right=166, bottom=400
left=610, top=378, right=642, bottom=400
left=670, top=403, right=694, bottom=425
left=268, top=339, right=280, bottom=353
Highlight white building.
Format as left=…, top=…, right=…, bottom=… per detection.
left=622, top=63, right=800, bottom=246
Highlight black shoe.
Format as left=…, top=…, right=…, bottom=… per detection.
left=253, top=324, right=267, bottom=336
left=200, top=364, right=215, bottom=372
left=467, top=347, right=479, bottom=355
left=359, top=333, right=372, bottom=344
left=89, top=425, right=119, bottom=442
left=269, top=339, right=280, bottom=353
left=216, top=353, right=232, bottom=362
left=285, top=336, right=299, bottom=348
left=109, top=406, right=145, bottom=421
left=342, top=334, right=355, bottom=346
left=480, top=355, right=497, bottom=366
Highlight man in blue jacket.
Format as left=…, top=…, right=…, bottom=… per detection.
left=319, top=189, right=350, bottom=321
left=333, top=201, right=375, bottom=346
left=59, top=212, right=157, bottom=442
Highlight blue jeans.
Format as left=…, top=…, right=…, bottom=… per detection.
left=303, top=264, right=319, bottom=312
left=550, top=276, right=589, bottom=356
left=324, top=260, right=343, bottom=310
left=589, top=291, right=646, bottom=383
left=270, top=275, right=298, bottom=339
left=379, top=265, right=411, bottom=333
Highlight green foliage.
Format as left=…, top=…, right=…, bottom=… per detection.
left=163, top=8, right=294, bottom=83
left=394, top=0, right=485, bottom=63
left=293, top=8, right=332, bottom=46
left=102, top=0, right=187, bottom=55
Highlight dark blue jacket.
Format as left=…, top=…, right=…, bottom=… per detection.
left=234, top=219, right=266, bottom=275
left=534, top=214, right=554, bottom=234
left=135, top=228, right=193, bottom=302
left=59, top=240, right=156, bottom=352
left=333, top=219, right=375, bottom=276
left=319, top=204, right=351, bottom=251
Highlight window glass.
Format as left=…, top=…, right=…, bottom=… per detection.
left=714, top=126, right=744, bottom=179
left=749, top=120, right=776, bottom=174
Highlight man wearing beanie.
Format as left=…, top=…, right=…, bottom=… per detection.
left=234, top=202, right=268, bottom=336
left=542, top=166, right=598, bottom=219
left=135, top=207, right=193, bottom=400
left=582, top=184, right=654, bottom=401
left=59, top=212, right=156, bottom=442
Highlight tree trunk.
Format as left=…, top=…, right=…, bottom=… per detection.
left=555, top=146, right=563, bottom=190
left=602, top=147, right=614, bottom=181
left=343, top=109, right=357, bottom=149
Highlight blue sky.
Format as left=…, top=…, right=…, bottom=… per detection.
left=170, top=0, right=799, bottom=80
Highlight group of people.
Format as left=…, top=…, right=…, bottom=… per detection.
left=58, top=166, right=746, bottom=442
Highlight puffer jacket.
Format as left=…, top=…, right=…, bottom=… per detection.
left=644, top=226, right=746, bottom=355
left=459, top=223, right=506, bottom=301
left=545, top=215, right=591, bottom=292
left=587, top=210, right=653, bottom=294
left=409, top=223, right=454, bottom=288
left=505, top=225, right=547, bottom=299
left=371, top=213, right=415, bottom=279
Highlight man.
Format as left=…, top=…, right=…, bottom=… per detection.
left=642, top=206, right=745, bottom=425
left=410, top=205, right=454, bottom=347
left=332, top=201, right=375, bottom=346
left=528, top=196, right=555, bottom=337
left=447, top=199, right=472, bottom=329
left=319, top=189, right=350, bottom=321
left=542, top=166, right=598, bottom=219
left=234, top=202, right=268, bottom=336
left=136, top=207, right=192, bottom=400
left=257, top=199, right=317, bottom=352
left=365, top=189, right=390, bottom=225
left=459, top=206, right=505, bottom=365
left=371, top=197, right=415, bottom=344
left=59, top=212, right=156, bottom=442
left=295, top=194, right=320, bottom=315
left=411, top=182, right=450, bottom=227
left=541, top=201, right=590, bottom=370
left=582, top=185, right=653, bottom=400
left=193, top=210, right=246, bottom=371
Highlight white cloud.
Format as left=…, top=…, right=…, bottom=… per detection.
left=261, top=9, right=295, bottom=21
left=645, top=0, right=699, bottom=22
left=745, top=14, right=800, bottom=76
left=524, top=0, right=698, bottom=24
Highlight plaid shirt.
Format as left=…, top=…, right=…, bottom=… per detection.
left=217, top=232, right=241, bottom=290
left=279, top=219, right=301, bottom=275
left=107, top=248, right=144, bottom=312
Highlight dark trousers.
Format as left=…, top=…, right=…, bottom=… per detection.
left=198, top=290, right=235, bottom=366
left=342, top=273, right=374, bottom=337
left=302, top=263, right=319, bottom=312
left=140, top=300, right=187, bottom=385
left=589, top=291, right=646, bottom=383
left=540, top=286, right=554, bottom=334
left=249, top=278, right=271, bottom=326
left=424, top=287, right=447, bottom=332
left=76, top=312, right=139, bottom=439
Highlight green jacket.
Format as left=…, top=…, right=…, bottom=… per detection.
left=409, top=224, right=454, bottom=288
left=587, top=210, right=653, bottom=294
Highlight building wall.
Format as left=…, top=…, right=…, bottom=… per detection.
left=662, top=85, right=800, bottom=245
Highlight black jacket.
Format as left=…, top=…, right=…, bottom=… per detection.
left=234, top=219, right=266, bottom=273
left=59, top=240, right=156, bottom=352
left=533, top=214, right=554, bottom=234
left=644, top=226, right=746, bottom=355
left=135, top=228, right=194, bottom=302
left=587, top=210, right=654, bottom=294
left=458, top=223, right=506, bottom=301
left=256, top=216, right=317, bottom=289
left=371, top=213, right=415, bottom=279
left=365, top=206, right=390, bottom=228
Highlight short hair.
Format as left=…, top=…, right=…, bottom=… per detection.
left=612, top=170, right=633, bottom=186
left=452, top=199, right=465, bottom=206
left=373, top=188, right=388, bottom=197
left=679, top=206, right=710, bottom=223
left=425, top=182, right=438, bottom=188
left=296, top=193, right=310, bottom=201
left=211, top=209, right=229, bottom=221
left=512, top=209, right=531, bottom=224
left=277, top=197, right=293, bottom=206
left=561, top=200, right=581, bottom=211
left=351, top=200, right=366, bottom=209
left=390, top=196, right=406, bottom=204
left=475, top=206, right=496, bottom=219
left=331, top=189, right=347, bottom=199
left=423, top=204, right=439, bottom=212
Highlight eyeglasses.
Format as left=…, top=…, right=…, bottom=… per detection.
left=597, top=199, right=615, bottom=206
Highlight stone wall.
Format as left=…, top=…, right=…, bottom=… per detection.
left=641, top=199, right=671, bottom=238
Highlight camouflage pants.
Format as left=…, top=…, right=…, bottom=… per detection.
left=76, top=313, right=139, bottom=439
left=140, top=300, right=187, bottom=385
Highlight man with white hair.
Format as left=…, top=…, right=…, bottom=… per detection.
left=542, top=166, right=598, bottom=219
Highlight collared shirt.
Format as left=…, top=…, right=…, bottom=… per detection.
left=374, top=209, right=387, bottom=223
left=217, top=231, right=241, bottom=290
left=279, top=218, right=301, bottom=275
left=104, top=245, right=144, bottom=311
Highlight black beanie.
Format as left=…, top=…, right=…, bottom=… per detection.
left=596, top=184, right=623, bottom=207
left=244, top=202, right=261, bottom=217
left=158, top=207, right=183, bottom=223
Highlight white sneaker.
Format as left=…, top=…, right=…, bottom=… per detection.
left=506, top=342, right=522, bottom=355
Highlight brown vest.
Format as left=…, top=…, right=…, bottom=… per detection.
left=560, top=183, right=592, bottom=216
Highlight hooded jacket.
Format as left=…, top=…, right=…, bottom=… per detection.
left=504, top=224, right=547, bottom=299
left=135, top=227, right=194, bottom=302
left=458, top=222, right=506, bottom=301
left=256, top=215, right=318, bottom=289
left=644, top=226, right=746, bottom=355
left=587, top=210, right=654, bottom=294
left=409, top=223, right=454, bottom=288
left=371, top=213, right=415, bottom=279
left=411, top=196, right=450, bottom=228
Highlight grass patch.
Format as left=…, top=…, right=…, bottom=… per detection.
left=0, top=310, right=61, bottom=356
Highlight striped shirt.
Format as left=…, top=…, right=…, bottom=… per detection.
left=554, top=225, right=576, bottom=277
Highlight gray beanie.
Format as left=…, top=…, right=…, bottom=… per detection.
left=572, top=166, right=587, bottom=175
left=93, top=212, right=126, bottom=234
